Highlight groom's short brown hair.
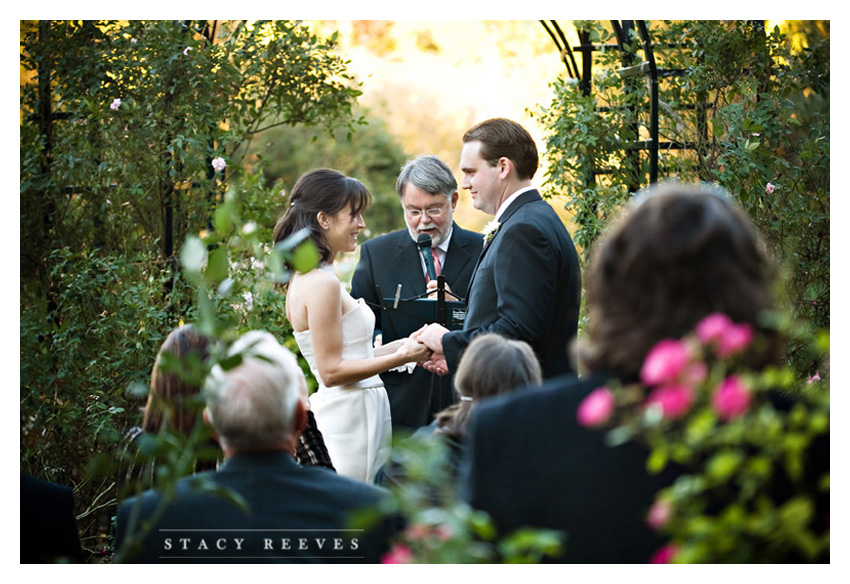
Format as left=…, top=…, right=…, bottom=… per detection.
left=463, top=118, right=539, bottom=180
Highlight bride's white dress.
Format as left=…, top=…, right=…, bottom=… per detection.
left=293, top=294, right=392, bottom=483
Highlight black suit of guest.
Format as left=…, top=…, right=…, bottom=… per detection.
left=441, top=190, right=581, bottom=379
left=115, top=451, right=394, bottom=563
left=460, top=373, right=681, bottom=563
left=20, top=474, right=85, bottom=563
left=351, top=223, right=483, bottom=430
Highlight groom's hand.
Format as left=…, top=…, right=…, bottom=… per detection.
left=421, top=352, right=449, bottom=376
left=419, top=323, right=449, bottom=354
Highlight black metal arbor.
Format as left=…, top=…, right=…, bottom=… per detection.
left=539, top=20, right=712, bottom=193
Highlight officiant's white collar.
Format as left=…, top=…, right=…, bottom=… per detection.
left=495, top=185, right=536, bottom=221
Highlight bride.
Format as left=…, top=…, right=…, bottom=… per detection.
left=273, top=169, right=432, bottom=482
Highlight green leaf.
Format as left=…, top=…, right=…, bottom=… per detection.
left=205, top=248, right=229, bottom=284
left=647, top=446, right=669, bottom=474
left=706, top=449, right=744, bottom=483
left=181, top=236, right=207, bottom=273
left=214, top=200, right=235, bottom=235
left=290, top=241, right=321, bottom=273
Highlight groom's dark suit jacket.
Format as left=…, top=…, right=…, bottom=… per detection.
left=351, top=223, right=483, bottom=430
left=441, top=190, right=581, bottom=379
left=115, top=451, right=395, bottom=563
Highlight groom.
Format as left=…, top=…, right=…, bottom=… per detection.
left=420, top=118, right=581, bottom=379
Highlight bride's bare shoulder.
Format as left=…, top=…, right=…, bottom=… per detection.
left=289, top=268, right=340, bottom=296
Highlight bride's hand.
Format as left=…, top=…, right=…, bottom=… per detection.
left=402, top=337, right=433, bottom=362
left=401, top=326, right=432, bottom=362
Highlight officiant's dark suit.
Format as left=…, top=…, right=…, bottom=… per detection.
left=423, top=119, right=581, bottom=379
left=351, top=155, right=483, bottom=430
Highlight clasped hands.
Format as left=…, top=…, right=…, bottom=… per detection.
left=408, top=322, right=450, bottom=376
left=384, top=281, right=454, bottom=375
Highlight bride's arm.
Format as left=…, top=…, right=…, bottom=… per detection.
left=306, top=274, right=431, bottom=387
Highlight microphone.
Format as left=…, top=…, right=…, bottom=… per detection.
left=417, top=233, right=437, bottom=281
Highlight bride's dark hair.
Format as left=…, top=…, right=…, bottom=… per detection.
left=273, top=168, right=371, bottom=267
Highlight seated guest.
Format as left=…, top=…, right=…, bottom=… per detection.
left=121, top=324, right=219, bottom=489
left=123, top=325, right=333, bottom=492
left=460, top=183, right=827, bottom=562
left=433, top=333, right=541, bottom=445
left=21, top=474, right=85, bottom=563
left=115, top=331, right=394, bottom=563
left=377, top=333, right=541, bottom=486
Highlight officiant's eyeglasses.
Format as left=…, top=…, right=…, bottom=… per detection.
left=405, top=205, right=446, bottom=219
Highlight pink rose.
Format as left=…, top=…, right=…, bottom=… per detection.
left=695, top=313, right=754, bottom=357
left=405, top=523, right=429, bottom=540
left=433, top=525, right=453, bottom=541
left=646, top=499, right=673, bottom=530
left=640, top=339, right=691, bottom=386
left=577, top=387, right=615, bottom=427
left=765, top=182, right=775, bottom=194
left=695, top=313, right=733, bottom=345
left=716, top=322, right=753, bottom=357
left=645, top=384, right=693, bottom=420
left=712, top=375, right=751, bottom=420
left=649, top=544, right=677, bottom=563
left=683, top=361, right=708, bottom=386
left=381, top=543, right=413, bottom=564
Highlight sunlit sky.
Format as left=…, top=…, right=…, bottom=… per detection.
left=312, top=20, right=568, bottom=231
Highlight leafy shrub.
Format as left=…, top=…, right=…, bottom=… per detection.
left=534, top=21, right=829, bottom=374
left=575, top=313, right=829, bottom=562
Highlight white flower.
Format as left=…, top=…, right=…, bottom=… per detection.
left=110, top=98, right=122, bottom=110
left=211, top=156, right=226, bottom=172
left=482, top=219, right=501, bottom=242
left=183, top=46, right=192, bottom=56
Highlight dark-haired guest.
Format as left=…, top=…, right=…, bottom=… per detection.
left=460, top=183, right=826, bottom=562
left=377, top=333, right=541, bottom=487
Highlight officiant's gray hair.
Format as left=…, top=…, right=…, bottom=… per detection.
left=396, top=155, right=457, bottom=198
left=204, top=331, right=303, bottom=452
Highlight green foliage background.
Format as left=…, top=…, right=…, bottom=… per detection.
left=20, top=20, right=829, bottom=563
left=19, top=20, right=402, bottom=557
left=533, top=21, right=829, bottom=375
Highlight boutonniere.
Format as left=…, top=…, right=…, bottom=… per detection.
left=482, top=219, right=501, bottom=243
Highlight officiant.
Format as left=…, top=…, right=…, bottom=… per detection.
left=351, top=155, right=483, bottom=431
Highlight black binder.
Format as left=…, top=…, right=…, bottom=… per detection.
left=378, top=276, right=467, bottom=343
